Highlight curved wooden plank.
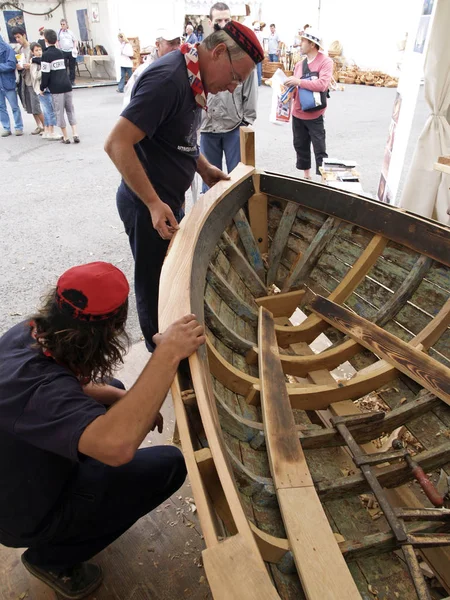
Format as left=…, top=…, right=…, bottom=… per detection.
left=218, top=232, right=267, bottom=298
left=282, top=216, right=341, bottom=292
left=207, top=338, right=258, bottom=396
left=255, top=289, right=305, bottom=318
left=205, top=302, right=254, bottom=354
left=207, top=264, right=258, bottom=326
left=267, top=202, right=299, bottom=286
left=258, top=306, right=360, bottom=600
left=311, top=296, right=450, bottom=406
left=233, top=208, right=266, bottom=281
left=275, top=234, right=388, bottom=346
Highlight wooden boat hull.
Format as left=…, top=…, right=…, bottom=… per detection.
left=159, top=161, right=450, bottom=600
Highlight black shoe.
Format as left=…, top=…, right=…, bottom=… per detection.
left=21, top=551, right=103, bottom=599
left=73, top=136, right=80, bottom=143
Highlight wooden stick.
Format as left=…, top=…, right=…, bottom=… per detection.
left=233, top=208, right=266, bottom=281
left=239, top=126, right=255, bottom=167
left=255, top=289, right=305, bottom=318
left=266, top=202, right=299, bottom=286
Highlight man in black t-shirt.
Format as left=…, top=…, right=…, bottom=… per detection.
left=105, top=21, right=264, bottom=352
left=0, top=262, right=205, bottom=599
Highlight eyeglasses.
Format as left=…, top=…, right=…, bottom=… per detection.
left=225, top=46, right=243, bottom=84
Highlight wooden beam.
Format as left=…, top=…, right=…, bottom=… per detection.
left=274, top=234, right=388, bottom=346
left=206, top=264, right=258, bottom=326
left=233, top=208, right=266, bottom=281
left=218, top=232, right=267, bottom=297
left=311, top=296, right=450, bottom=406
left=204, top=302, right=254, bottom=354
left=258, top=306, right=360, bottom=600
left=248, top=192, right=268, bottom=253
left=266, top=202, right=299, bottom=286
left=282, top=216, right=341, bottom=292
left=239, top=126, right=255, bottom=167
left=206, top=338, right=258, bottom=396
left=255, top=289, right=305, bottom=318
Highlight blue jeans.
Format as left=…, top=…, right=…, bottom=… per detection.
left=0, top=88, right=23, bottom=132
left=269, top=53, right=278, bottom=62
left=116, top=181, right=184, bottom=351
left=118, top=67, right=132, bottom=92
left=200, top=126, right=241, bottom=193
left=256, top=61, right=262, bottom=85
left=39, top=91, right=56, bottom=127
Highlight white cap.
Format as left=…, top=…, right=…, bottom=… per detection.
left=156, top=26, right=181, bottom=42
left=253, top=22, right=260, bottom=31
left=301, top=28, right=323, bottom=49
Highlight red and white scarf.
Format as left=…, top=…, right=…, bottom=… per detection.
left=180, top=43, right=207, bottom=110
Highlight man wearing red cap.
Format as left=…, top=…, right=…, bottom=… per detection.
left=105, top=20, right=263, bottom=353
left=0, top=262, right=205, bottom=598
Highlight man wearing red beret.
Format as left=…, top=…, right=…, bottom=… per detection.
left=0, top=262, right=205, bottom=598
left=105, top=21, right=264, bottom=354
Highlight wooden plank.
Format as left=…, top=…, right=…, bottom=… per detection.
left=206, top=264, right=258, bottom=326
left=218, top=232, right=267, bottom=297
left=260, top=172, right=450, bottom=267
left=205, top=302, right=254, bottom=354
left=207, top=338, right=258, bottom=396
left=311, top=295, right=450, bottom=406
left=255, top=289, right=305, bottom=318
left=258, top=306, right=360, bottom=600
left=202, top=534, right=280, bottom=600
left=282, top=216, right=341, bottom=292
left=274, top=234, right=388, bottom=346
left=248, top=192, right=269, bottom=253
left=267, top=202, right=299, bottom=286
left=233, top=208, right=266, bottom=281
left=414, top=296, right=450, bottom=349
left=239, top=126, right=255, bottom=167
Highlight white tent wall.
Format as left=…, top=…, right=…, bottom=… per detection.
left=260, top=0, right=413, bottom=75
left=1, top=2, right=64, bottom=44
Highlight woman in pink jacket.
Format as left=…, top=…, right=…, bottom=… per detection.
left=285, top=29, right=333, bottom=179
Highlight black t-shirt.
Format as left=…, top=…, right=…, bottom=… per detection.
left=121, top=50, right=202, bottom=211
left=0, top=322, right=105, bottom=541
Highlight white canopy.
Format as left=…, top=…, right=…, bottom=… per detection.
left=399, top=0, right=450, bottom=224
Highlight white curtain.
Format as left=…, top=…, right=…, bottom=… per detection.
left=399, top=0, right=450, bottom=224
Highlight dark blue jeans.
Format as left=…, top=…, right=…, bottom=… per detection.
left=200, top=126, right=241, bottom=193
left=118, top=67, right=132, bottom=92
left=269, top=53, right=278, bottom=62
left=116, top=181, right=184, bottom=351
left=256, top=61, right=262, bottom=85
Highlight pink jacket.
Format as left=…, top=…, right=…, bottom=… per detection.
left=292, top=52, right=333, bottom=120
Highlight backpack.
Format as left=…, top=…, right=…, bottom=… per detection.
left=299, top=58, right=330, bottom=112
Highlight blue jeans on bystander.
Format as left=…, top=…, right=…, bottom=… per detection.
left=200, top=126, right=241, bottom=193
left=39, top=91, right=56, bottom=127
left=118, top=67, right=132, bottom=93
left=269, top=53, right=278, bottom=62
left=0, top=88, right=23, bottom=132
left=256, top=61, right=262, bottom=86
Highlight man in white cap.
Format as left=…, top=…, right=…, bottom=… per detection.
left=123, top=27, right=181, bottom=108
left=285, top=28, right=333, bottom=180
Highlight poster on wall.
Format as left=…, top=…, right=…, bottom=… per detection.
left=3, top=10, right=26, bottom=43
left=377, top=0, right=435, bottom=204
left=77, top=8, right=90, bottom=42
left=91, top=3, right=100, bottom=23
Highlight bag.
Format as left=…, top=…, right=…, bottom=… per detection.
left=269, top=69, right=293, bottom=124
left=299, top=59, right=329, bottom=112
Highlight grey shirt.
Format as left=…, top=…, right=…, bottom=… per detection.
left=201, top=71, right=257, bottom=134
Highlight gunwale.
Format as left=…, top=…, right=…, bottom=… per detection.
left=159, top=162, right=450, bottom=599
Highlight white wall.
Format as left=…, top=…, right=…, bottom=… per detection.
left=260, top=0, right=422, bottom=75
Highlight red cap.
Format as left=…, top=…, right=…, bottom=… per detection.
left=56, top=262, right=129, bottom=321
left=39, top=26, right=45, bottom=33
left=223, top=21, right=264, bottom=64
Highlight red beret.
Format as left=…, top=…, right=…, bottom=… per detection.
left=223, top=21, right=264, bottom=64
left=39, top=26, right=45, bottom=33
left=56, top=262, right=129, bottom=321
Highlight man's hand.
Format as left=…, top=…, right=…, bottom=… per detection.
left=152, top=314, right=205, bottom=362
left=39, top=91, right=45, bottom=96
left=285, top=76, right=302, bottom=87
left=149, top=199, right=179, bottom=240
left=151, top=412, right=164, bottom=433
left=201, top=164, right=230, bottom=189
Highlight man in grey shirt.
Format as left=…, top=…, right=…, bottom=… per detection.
left=267, top=23, right=281, bottom=62
left=200, top=2, right=257, bottom=192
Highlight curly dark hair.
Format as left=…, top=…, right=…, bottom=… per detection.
left=31, top=288, right=129, bottom=383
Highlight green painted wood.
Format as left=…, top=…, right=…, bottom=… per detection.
left=267, top=202, right=299, bottom=286
left=283, top=216, right=341, bottom=292
left=233, top=208, right=266, bottom=281
left=204, top=301, right=254, bottom=354
left=217, top=232, right=267, bottom=298
left=206, top=264, right=258, bottom=326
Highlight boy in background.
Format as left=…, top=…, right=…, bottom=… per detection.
left=30, top=42, right=60, bottom=140
left=41, top=29, right=79, bottom=144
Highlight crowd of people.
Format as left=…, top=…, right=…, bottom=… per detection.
left=0, top=4, right=333, bottom=599
left=0, top=19, right=79, bottom=142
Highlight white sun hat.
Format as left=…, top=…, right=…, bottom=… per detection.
left=301, top=28, right=324, bottom=50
